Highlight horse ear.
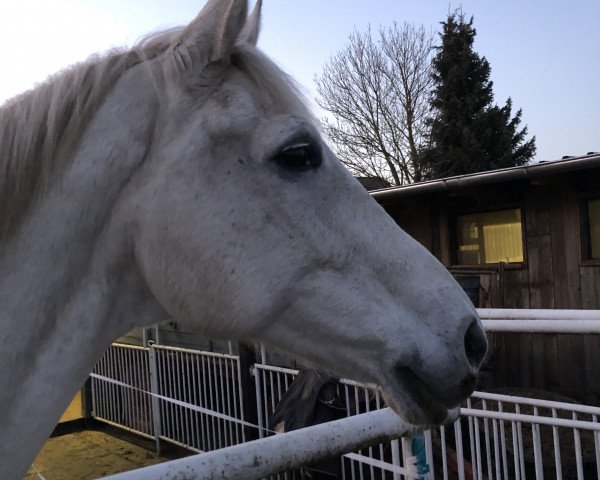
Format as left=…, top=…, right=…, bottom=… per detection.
left=238, top=0, right=262, bottom=46
left=175, top=0, right=248, bottom=68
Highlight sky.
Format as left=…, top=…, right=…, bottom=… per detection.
left=0, top=0, right=598, bottom=162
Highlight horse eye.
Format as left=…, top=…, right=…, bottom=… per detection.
left=273, top=142, right=322, bottom=171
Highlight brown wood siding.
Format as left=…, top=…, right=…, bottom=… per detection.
left=383, top=173, right=600, bottom=405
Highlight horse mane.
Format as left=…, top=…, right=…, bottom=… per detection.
left=0, top=27, right=313, bottom=239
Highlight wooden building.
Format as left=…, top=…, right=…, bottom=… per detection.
left=371, top=153, right=600, bottom=403
left=118, top=154, right=600, bottom=404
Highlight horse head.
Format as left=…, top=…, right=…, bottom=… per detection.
left=128, top=0, right=487, bottom=426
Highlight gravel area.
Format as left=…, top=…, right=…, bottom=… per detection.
left=24, top=425, right=189, bottom=479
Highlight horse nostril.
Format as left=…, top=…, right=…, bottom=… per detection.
left=464, top=321, right=488, bottom=369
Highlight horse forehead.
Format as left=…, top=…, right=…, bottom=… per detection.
left=185, top=82, right=299, bottom=143
left=211, top=74, right=289, bottom=119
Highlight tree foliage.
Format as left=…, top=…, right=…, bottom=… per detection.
left=422, top=12, right=536, bottom=179
left=315, top=23, right=434, bottom=185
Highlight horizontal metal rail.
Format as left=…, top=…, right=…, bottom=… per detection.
left=481, top=318, right=600, bottom=333
left=477, top=308, right=600, bottom=333
left=253, top=361, right=600, bottom=480
left=461, top=408, right=600, bottom=430
left=477, top=308, right=600, bottom=320
left=100, top=408, right=418, bottom=480
left=93, top=309, right=600, bottom=479
left=150, top=343, right=240, bottom=360
left=472, top=390, right=600, bottom=416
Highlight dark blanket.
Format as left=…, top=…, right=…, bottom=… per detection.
left=269, top=369, right=347, bottom=479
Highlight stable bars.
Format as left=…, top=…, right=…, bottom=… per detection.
left=100, top=408, right=419, bottom=480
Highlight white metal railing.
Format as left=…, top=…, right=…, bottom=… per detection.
left=151, top=344, right=246, bottom=451
left=480, top=308, right=600, bottom=333
left=90, top=308, right=600, bottom=479
left=91, top=344, right=154, bottom=439
left=254, top=363, right=600, bottom=480
left=91, top=343, right=247, bottom=454
left=457, top=392, right=600, bottom=480
left=254, top=362, right=420, bottom=479
left=102, top=408, right=418, bottom=480
left=98, top=359, right=600, bottom=480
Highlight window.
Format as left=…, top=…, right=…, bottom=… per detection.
left=456, top=208, right=524, bottom=265
left=585, top=198, right=600, bottom=260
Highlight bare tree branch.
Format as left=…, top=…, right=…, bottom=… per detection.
left=315, top=23, right=434, bottom=185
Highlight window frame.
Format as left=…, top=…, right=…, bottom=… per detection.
left=580, top=196, right=600, bottom=265
left=450, top=206, right=527, bottom=269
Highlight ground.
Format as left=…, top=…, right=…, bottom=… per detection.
left=24, top=424, right=189, bottom=480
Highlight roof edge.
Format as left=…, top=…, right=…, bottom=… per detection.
left=370, top=154, right=600, bottom=200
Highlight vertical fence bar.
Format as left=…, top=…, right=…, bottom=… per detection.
left=466, top=398, right=478, bottom=480
left=233, top=357, right=243, bottom=443
left=201, top=355, right=212, bottom=450
left=511, top=420, right=521, bottom=480
left=573, top=412, right=584, bottom=480
left=175, top=350, right=184, bottom=446
left=149, top=345, right=162, bottom=454
left=254, top=367, right=265, bottom=439
left=184, top=352, right=191, bottom=447
left=498, top=402, right=509, bottom=480
left=454, top=417, right=466, bottom=480
left=262, top=367, right=270, bottom=435
left=218, top=358, right=231, bottom=446
left=532, top=407, right=543, bottom=480
left=193, top=354, right=206, bottom=451
left=182, top=352, right=191, bottom=448
left=401, top=437, right=413, bottom=480
left=109, top=347, right=117, bottom=425
left=91, top=358, right=98, bottom=419
left=132, top=349, right=140, bottom=432
left=440, top=425, right=449, bottom=480
left=390, top=439, right=401, bottom=480
left=108, top=349, right=114, bottom=419
left=213, top=355, right=221, bottom=449
left=482, top=400, right=492, bottom=479
left=168, top=349, right=175, bottom=444
left=167, top=350, right=176, bottom=442
left=344, top=384, right=358, bottom=480
left=121, top=348, right=132, bottom=431
left=492, top=417, right=501, bottom=480
left=552, top=408, right=563, bottom=480
left=515, top=404, right=525, bottom=480
left=205, top=355, right=217, bottom=449
left=424, top=429, right=435, bottom=480
left=474, top=415, right=483, bottom=480
left=158, top=349, right=168, bottom=441
left=594, top=414, right=600, bottom=480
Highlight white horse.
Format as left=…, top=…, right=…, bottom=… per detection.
left=0, top=1, right=487, bottom=477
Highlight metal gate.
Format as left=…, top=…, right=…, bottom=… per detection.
left=90, top=343, right=247, bottom=452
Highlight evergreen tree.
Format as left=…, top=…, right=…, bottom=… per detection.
left=423, top=12, right=535, bottom=179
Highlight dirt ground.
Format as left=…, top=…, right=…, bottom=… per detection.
left=24, top=424, right=189, bottom=480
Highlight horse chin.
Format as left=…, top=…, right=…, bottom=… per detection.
left=379, top=382, right=458, bottom=428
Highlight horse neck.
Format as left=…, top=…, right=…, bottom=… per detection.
left=0, top=63, right=167, bottom=479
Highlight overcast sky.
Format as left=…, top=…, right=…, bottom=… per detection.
left=1, top=0, right=598, bottom=162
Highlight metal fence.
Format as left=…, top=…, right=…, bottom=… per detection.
left=254, top=362, right=419, bottom=479
left=254, top=364, right=600, bottom=480
left=90, top=343, right=246, bottom=453
left=91, top=309, right=600, bottom=479
left=456, top=392, right=600, bottom=480
left=91, top=344, right=154, bottom=439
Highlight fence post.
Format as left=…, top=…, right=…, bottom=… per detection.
left=238, top=342, right=259, bottom=442
left=148, top=343, right=162, bottom=454
left=390, top=439, right=401, bottom=480
left=83, top=378, right=94, bottom=425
